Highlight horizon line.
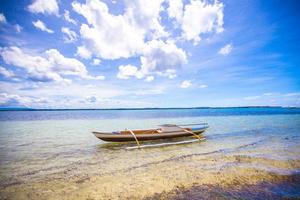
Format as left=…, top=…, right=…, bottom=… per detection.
left=0, top=106, right=299, bottom=111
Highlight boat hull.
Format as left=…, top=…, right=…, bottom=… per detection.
left=93, top=127, right=207, bottom=142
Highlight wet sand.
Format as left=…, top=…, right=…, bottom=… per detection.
left=148, top=174, right=300, bottom=200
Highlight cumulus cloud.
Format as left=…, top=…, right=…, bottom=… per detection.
left=32, top=20, right=54, bottom=33
left=86, top=96, right=97, bottom=103
left=83, top=74, right=106, bottom=80
left=125, top=0, right=168, bottom=39
left=157, top=69, right=177, bottom=79
left=117, top=64, right=141, bottom=79
left=116, top=40, right=186, bottom=80
left=218, top=44, right=233, bottom=55
left=145, top=76, right=154, bottom=82
left=167, top=0, right=183, bottom=23
left=61, top=27, right=77, bottom=43
left=0, top=66, right=15, bottom=78
left=71, top=0, right=224, bottom=82
left=63, top=10, right=77, bottom=25
left=139, top=40, right=187, bottom=77
left=76, top=46, right=92, bottom=60
left=0, top=46, right=104, bottom=83
left=91, top=58, right=101, bottom=65
left=72, top=0, right=169, bottom=60
left=0, top=13, right=6, bottom=23
left=0, top=93, right=50, bottom=107
left=72, top=0, right=144, bottom=60
left=180, top=80, right=192, bottom=88
left=181, top=0, right=224, bottom=44
left=28, top=0, right=59, bottom=16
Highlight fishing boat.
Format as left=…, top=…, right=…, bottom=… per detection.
left=93, top=123, right=209, bottom=143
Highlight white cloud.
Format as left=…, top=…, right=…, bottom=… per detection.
left=72, top=0, right=168, bottom=60
left=72, top=0, right=144, bottom=60
left=199, top=84, right=207, bottom=88
left=83, top=74, right=106, bottom=80
left=14, top=24, right=22, bottom=33
left=125, top=0, right=168, bottom=39
left=181, top=0, right=224, bottom=44
left=116, top=40, right=186, bottom=80
left=0, top=81, right=162, bottom=108
left=219, top=44, right=233, bottom=55
left=0, top=13, right=6, bottom=23
left=70, top=0, right=224, bottom=82
left=157, top=69, right=177, bottom=79
left=0, top=93, right=50, bottom=107
left=167, top=0, right=183, bottom=23
left=86, top=96, right=97, bottom=103
left=180, top=80, right=192, bottom=88
left=0, top=46, right=104, bottom=83
left=139, top=40, right=187, bottom=78
left=32, top=20, right=54, bottom=33
left=61, top=27, right=77, bottom=43
left=28, top=0, right=59, bottom=16
left=46, top=49, right=87, bottom=77
left=63, top=10, right=77, bottom=25
left=0, top=66, right=15, bottom=78
left=145, top=76, right=154, bottom=82
left=117, top=64, right=141, bottom=79
left=91, top=58, right=101, bottom=65
left=133, top=88, right=165, bottom=95
left=76, top=46, right=92, bottom=60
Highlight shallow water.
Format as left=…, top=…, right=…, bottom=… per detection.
left=0, top=108, right=300, bottom=199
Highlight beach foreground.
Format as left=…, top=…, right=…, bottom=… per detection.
left=0, top=109, right=300, bottom=199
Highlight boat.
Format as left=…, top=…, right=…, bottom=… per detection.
left=92, top=123, right=209, bottom=143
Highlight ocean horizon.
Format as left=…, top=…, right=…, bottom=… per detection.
left=1, top=107, right=300, bottom=121
left=1, top=105, right=299, bottom=111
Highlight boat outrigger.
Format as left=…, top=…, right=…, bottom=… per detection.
left=93, top=123, right=209, bottom=146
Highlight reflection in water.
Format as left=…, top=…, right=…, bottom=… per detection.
left=0, top=114, right=300, bottom=199
left=98, top=136, right=205, bottom=150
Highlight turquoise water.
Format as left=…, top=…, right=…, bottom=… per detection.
left=0, top=108, right=300, bottom=199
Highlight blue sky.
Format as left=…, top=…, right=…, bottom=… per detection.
left=0, top=0, right=299, bottom=108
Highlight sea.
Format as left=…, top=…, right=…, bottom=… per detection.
left=0, top=107, right=299, bottom=199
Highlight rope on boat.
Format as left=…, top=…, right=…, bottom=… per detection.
left=181, top=128, right=202, bottom=141
left=127, top=129, right=141, bottom=148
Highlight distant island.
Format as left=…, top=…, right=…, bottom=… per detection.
left=0, top=106, right=299, bottom=111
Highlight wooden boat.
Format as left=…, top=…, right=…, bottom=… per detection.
left=93, top=123, right=208, bottom=142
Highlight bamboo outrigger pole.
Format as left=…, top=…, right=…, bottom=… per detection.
left=175, top=126, right=202, bottom=141
left=128, top=129, right=141, bottom=148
